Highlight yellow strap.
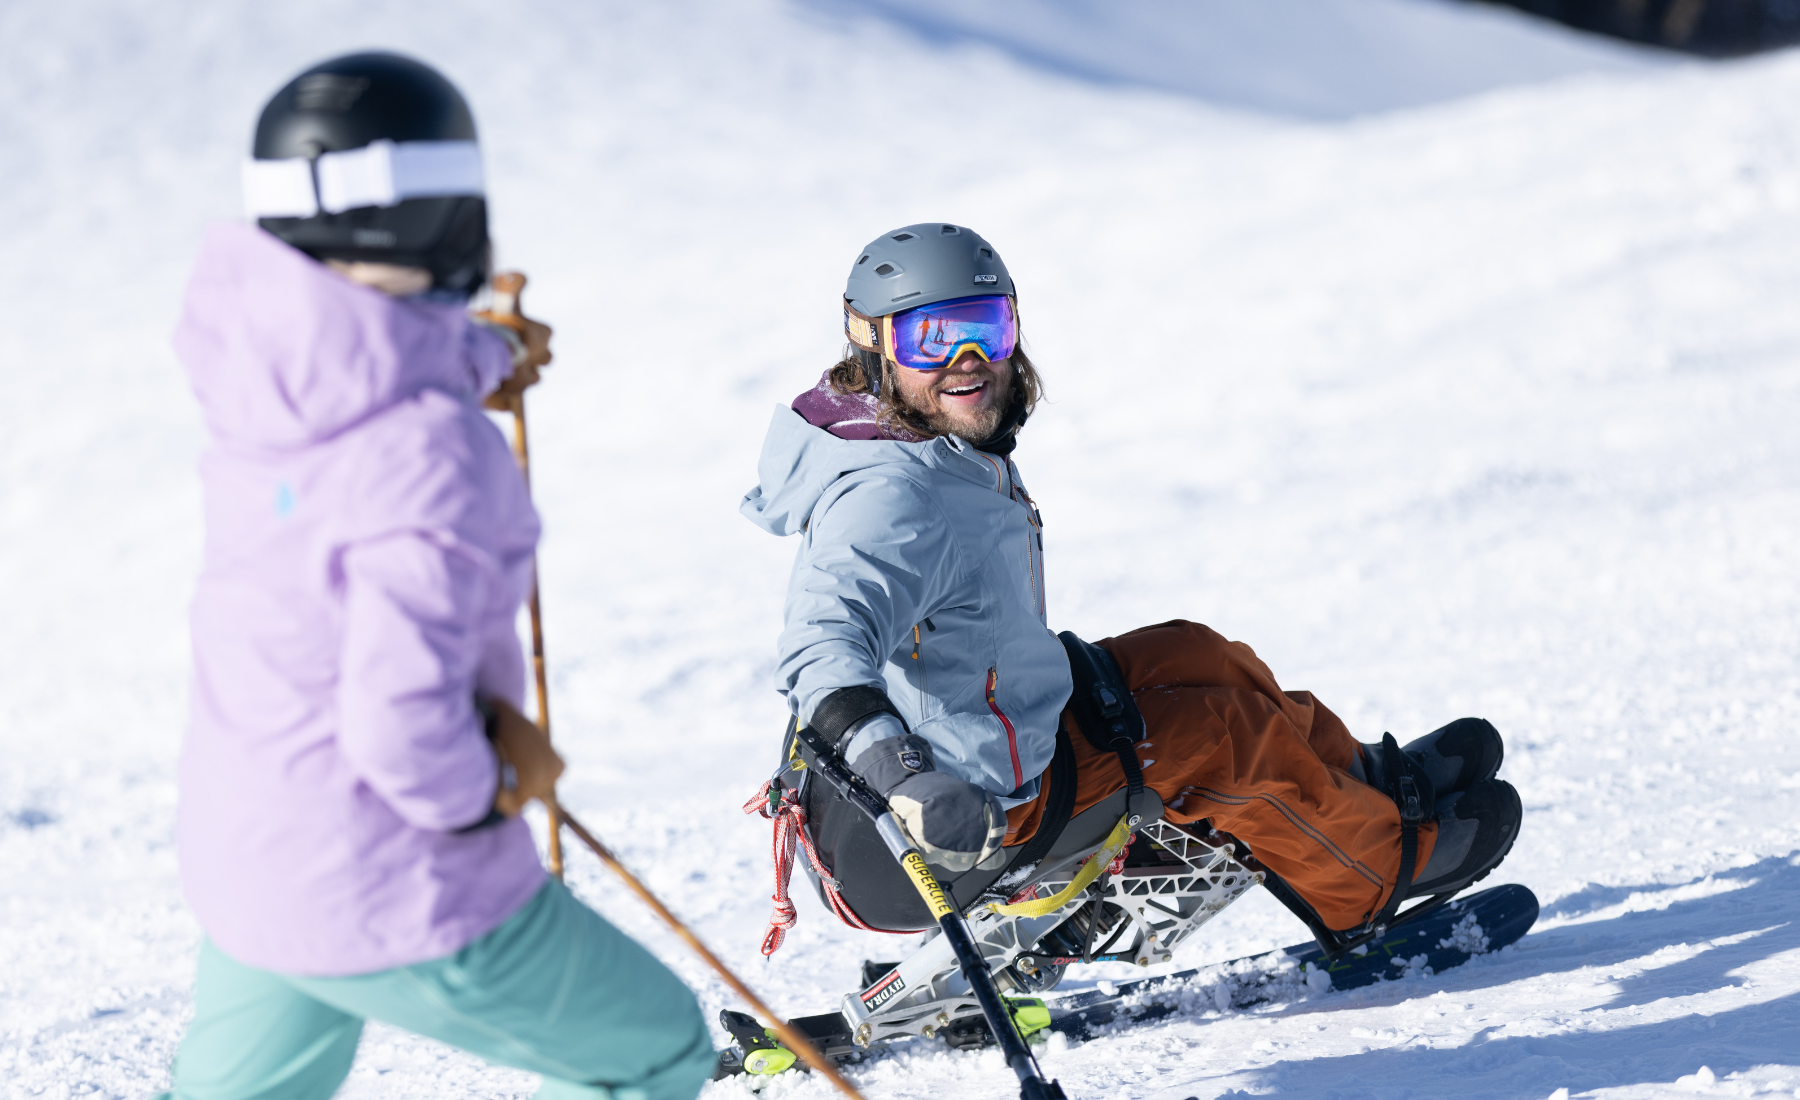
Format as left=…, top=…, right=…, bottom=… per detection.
left=787, top=716, right=807, bottom=770
left=985, top=815, right=1133, bottom=918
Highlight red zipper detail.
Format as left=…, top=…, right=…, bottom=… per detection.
left=986, top=667, right=1024, bottom=789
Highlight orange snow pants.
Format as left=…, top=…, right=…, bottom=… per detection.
left=1005, top=620, right=1436, bottom=931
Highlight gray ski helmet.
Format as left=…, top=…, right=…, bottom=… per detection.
left=844, top=223, right=1014, bottom=319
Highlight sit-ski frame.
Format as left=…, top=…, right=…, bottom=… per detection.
left=839, top=820, right=1264, bottom=1049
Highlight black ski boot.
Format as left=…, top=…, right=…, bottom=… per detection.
left=1355, top=717, right=1503, bottom=797
left=1409, top=778, right=1522, bottom=896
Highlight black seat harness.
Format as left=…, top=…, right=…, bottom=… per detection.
left=1056, top=632, right=1150, bottom=823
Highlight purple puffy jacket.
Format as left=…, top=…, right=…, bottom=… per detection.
left=173, top=223, right=545, bottom=976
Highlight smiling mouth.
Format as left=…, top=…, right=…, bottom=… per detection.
left=941, top=380, right=988, bottom=398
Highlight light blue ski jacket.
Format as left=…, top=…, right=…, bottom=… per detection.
left=741, top=406, right=1071, bottom=804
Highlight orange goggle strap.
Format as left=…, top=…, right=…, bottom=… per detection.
left=844, top=301, right=882, bottom=352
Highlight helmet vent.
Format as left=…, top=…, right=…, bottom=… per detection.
left=874, top=263, right=897, bottom=276
left=295, top=74, right=370, bottom=112
left=857, top=255, right=870, bottom=265
left=940, top=225, right=959, bottom=235
left=979, top=247, right=993, bottom=258
left=892, top=232, right=916, bottom=242
left=891, top=291, right=922, bottom=303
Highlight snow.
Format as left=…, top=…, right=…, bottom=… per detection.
left=2, top=1, right=1798, bottom=1098
left=797, top=0, right=1667, bottom=119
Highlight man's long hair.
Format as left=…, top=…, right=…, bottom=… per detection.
left=826, top=344, right=1044, bottom=441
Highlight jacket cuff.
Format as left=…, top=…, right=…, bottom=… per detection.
left=842, top=712, right=908, bottom=769
left=452, top=806, right=508, bottom=834
left=453, top=698, right=508, bottom=833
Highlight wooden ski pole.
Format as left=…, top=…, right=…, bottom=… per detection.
left=553, top=800, right=868, bottom=1100
left=484, top=275, right=859, bottom=1095
left=488, top=271, right=564, bottom=881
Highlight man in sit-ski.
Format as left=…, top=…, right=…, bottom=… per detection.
left=740, top=223, right=1522, bottom=952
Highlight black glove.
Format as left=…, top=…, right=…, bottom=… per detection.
left=852, top=731, right=1007, bottom=874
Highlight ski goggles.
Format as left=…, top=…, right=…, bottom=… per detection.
left=845, top=294, right=1018, bottom=371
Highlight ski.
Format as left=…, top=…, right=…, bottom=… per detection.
left=1042, top=882, right=1538, bottom=1040
left=716, top=883, right=1538, bottom=1074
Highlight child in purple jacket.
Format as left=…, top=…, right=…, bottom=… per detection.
left=161, top=52, right=712, bottom=1100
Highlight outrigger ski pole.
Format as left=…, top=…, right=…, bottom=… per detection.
left=792, top=724, right=1070, bottom=1100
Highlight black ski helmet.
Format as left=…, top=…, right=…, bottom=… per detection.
left=246, top=52, right=489, bottom=296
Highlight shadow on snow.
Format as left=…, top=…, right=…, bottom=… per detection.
left=1160, top=855, right=1800, bottom=1098
left=793, top=0, right=1664, bottom=122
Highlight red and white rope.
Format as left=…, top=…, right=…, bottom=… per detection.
left=744, top=779, right=911, bottom=956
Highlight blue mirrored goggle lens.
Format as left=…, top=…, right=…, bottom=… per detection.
left=889, top=295, right=1017, bottom=370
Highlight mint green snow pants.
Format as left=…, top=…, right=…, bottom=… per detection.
left=162, top=879, right=714, bottom=1100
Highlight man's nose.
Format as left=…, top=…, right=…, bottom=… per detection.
left=948, top=349, right=987, bottom=372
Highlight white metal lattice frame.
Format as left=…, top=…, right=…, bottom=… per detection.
left=838, top=821, right=1264, bottom=1047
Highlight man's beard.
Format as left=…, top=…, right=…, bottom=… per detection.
left=895, top=368, right=1015, bottom=444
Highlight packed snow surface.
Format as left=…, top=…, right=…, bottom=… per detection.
left=3, top=1, right=1798, bottom=1098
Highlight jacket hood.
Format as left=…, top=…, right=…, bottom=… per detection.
left=790, top=369, right=924, bottom=442
left=788, top=367, right=1025, bottom=455
left=173, top=222, right=510, bottom=450
left=741, top=404, right=1008, bottom=537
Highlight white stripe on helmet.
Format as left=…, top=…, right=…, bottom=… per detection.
left=242, top=139, right=484, bottom=219
left=241, top=157, right=319, bottom=218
